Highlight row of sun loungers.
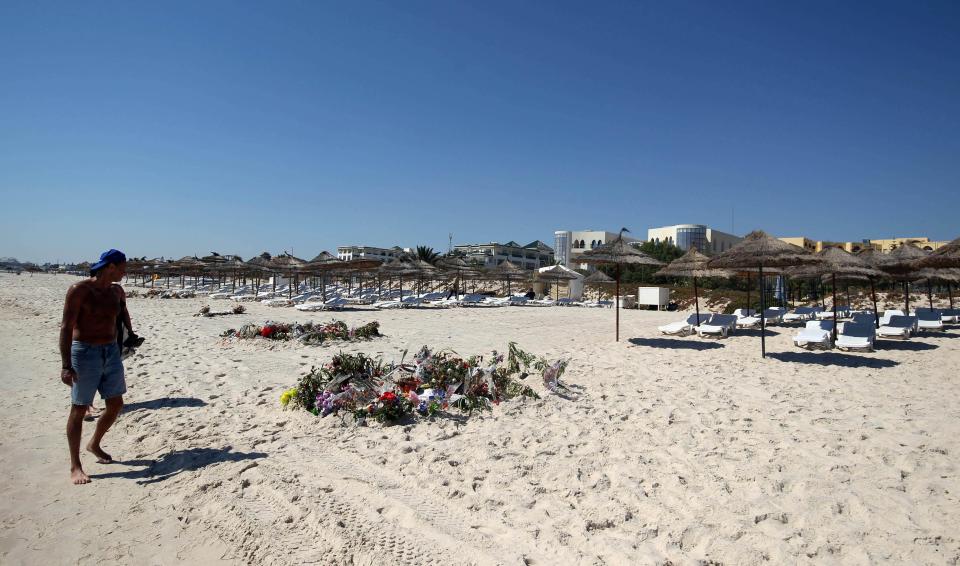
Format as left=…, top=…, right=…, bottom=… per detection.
left=660, top=306, right=954, bottom=351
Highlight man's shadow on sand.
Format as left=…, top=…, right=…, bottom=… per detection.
left=89, top=447, right=266, bottom=485
left=122, top=397, right=208, bottom=413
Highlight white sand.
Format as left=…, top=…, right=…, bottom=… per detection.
left=1, top=273, right=958, bottom=564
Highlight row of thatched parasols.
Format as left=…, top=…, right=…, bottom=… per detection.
left=126, top=252, right=592, bottom=302
left=688, top=232, right=959, bottom=357
left=574, top=229, right=960, bottom=357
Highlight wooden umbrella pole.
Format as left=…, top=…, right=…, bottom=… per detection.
left=615, top=264, right=621, bottom=342
left=759, top=265, right=766, bottom=358
left=869, top=277, right=880, bottom=329
left=904, top=281, right=909, bottom=315
left=927, top=280, right=934, bottom=311
left=746, top=273, right=751, bottom=311
left=949, top=283, right=954, bottom=310
left=694, top=276, right=701, bottom=326
left=831, top=273, right=838, bottom=342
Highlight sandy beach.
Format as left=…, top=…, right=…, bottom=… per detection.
left=1, top=273, right=958, bottom=565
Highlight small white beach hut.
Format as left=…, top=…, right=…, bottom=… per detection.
left=537, top=264, right=585, bottom=300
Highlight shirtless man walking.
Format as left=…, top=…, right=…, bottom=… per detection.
left=60, top=249, right=133, bottom=484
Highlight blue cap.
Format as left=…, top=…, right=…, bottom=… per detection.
left=90, top=249, right=126, bottom=273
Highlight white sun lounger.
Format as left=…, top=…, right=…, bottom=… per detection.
left=877, top=315, right=916, bottom=339
left=880, top=310, right=904, bottom=326
left=697, top=314, right=738, bottom=338
left=733, top=309, right=761, bottom=329
left=459, top=294, right=500, bottom=307
left=940, top=308, right=959, bottom=323
left=835, top=322, right=875, bottom=352
left=762, top=308, right=786, bottom=325
left=914, top=309, right=945, bottom=331
left=783, top=306, right=821, bottom=323
left=658, top=313, right=710, bottom=336
left=816, top=306, right=850, bottom=320
left=851, top=312, right=878, bottom=326
left=793, top=320, right=834, bottom=349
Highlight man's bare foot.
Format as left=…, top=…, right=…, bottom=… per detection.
left=86, top=443, right=112, bottom=464
left=71, top=467, right=90, bottom=484
left=84, top=406, right=102, bottom=422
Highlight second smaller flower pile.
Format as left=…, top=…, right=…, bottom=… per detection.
left=221, top=320, right=381, bottom=344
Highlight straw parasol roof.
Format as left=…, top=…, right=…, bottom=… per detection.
left=873, top=244, right=928, bottom=276
left=809, top=247, right=884, bottom=278
left=583, top=270, right=615, bottom=284
left=488, top=260, right=527, bottom=278
left=578, top=239, right=663, bottom=268
left=308, top=251, right=338, bottom=263
left=655, top=247, right=733, bottom=279
left=380, top=258, right=419, bottom=275
left=706, top=230, right=818, bottom=270
left=246, top=252, right=274, bottom=271
left=917, top=236, right=960, bottom=269
left=913, top=267, right=960, bottom=284
left=536, top=264, right=579, bottom=281
left=655, top=247, right=733, bottom=326
left=302, top=251, right=344, bottom=273
left=484, top=260, right=530, bottom=295
left=267, top=253, right=308, bottom=271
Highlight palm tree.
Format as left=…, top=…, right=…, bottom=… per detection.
left=416, top=245, right=440, bottom=265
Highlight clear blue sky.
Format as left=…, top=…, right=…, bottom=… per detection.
left=2, top=1, right=958, bottom=263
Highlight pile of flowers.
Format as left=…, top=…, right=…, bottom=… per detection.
left=280, top=342, right=570, bottom=424
left=220, top=320, right=381, bottom=344
left=194, top=304, right=246, bottom=317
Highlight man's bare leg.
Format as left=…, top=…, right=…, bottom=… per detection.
left=86, top=396, right=122, bottom=463
left=67, top=405, right=90, bottom=484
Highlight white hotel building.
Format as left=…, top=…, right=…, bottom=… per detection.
left=336, top=245, right=410, bottom=262
left=646, top=224, right=742, bottom=254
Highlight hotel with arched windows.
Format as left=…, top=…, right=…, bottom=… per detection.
left=554, top=230, right=642, bottom=268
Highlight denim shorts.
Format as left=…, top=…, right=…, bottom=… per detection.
left=70, top=341, right=126, bottom=406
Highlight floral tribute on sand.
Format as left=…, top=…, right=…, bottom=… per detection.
left=280, top=342, right=570, bottom=423
left=194, top=304, right=246, bottom=317
left=220, top=320, right=381, bottom=344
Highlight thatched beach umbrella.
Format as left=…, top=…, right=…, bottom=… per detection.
left=578, top=229, right=663, bottom=342
left=267, top=253, right=308, bottom=299
left=655, top=247, right=733, bottom=327
left=852, top=248, right=892, bottom=327
left=438, top=256, right=480, bottom=299
left=707, top=230, right=819, bottom=357
left=797, top=247, right=884, bottom=339
left=172, top=256, right=205, bottom=288
left=245, top=252, right=275, bottom=294
left=912, top=268, right=960, bottom=312
left=380, top=259, right=419, bottom=302
left=916, top=237, right=960, bottom=312
left=917, top=236, right=960, bottom=269
left=583, top=270, right=615, bottom=302
left=873, top=244, right=929, bottom=315
left=411, top=259, right=440, bottom=295
left=487, top=260, right=529, bottom=296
